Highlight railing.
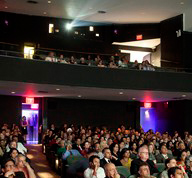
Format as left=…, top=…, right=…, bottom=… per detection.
left=0, top=42, right=188, bottom=73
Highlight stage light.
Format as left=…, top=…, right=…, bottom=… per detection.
left=96, top=33, right=99, bottom=37
left=66, top=23, right=73, bottom=30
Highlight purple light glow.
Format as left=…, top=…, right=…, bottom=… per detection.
left=140, top=107, right=156, bottom=132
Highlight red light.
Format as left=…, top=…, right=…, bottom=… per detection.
left=136, top=34, right=143, bottom=40
left=144, top=102, right=152, bottom=108
left=31, top=104, right=39, bottom=110
left=26, top=97, right=34, bottom=104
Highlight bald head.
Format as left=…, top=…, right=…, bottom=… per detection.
left=104, top=163, right=119, bottom=178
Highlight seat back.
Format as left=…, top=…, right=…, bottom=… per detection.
left=116, top=166, right=131, bottom=178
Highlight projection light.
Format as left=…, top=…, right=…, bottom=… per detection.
left=66, top=23, right=73, bottom=30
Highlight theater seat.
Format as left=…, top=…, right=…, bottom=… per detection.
left=116, top=166, right=131, bottom=178
left=156, top=163, right=165, bottom=172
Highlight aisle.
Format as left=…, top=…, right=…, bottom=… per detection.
left=26, top=144, right=60, bottom=178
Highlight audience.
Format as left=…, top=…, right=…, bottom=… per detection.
left=104, top=163, right=125, bottom=178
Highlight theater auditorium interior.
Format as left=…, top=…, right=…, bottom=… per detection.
left=0, top=0, right=192, bottom=178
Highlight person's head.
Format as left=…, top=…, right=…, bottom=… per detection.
left=138, top=162, right=150, bottom=178
left=109, top=143, right=119, bottom=153
left=66, top=141, right=72, bottom=150
left=84, top=141, right=90, bottom=149
left=148, top=144, right=154, bottom=153
left=76, top=138, right=81, bottom=145
left=132, top=142, right=137, bottom=150
left=168, top=167, right=184, bottom=178
left=165, top=158, right=177, bottom=169
left=9, top=148, right=19, bottom=159
left=103, top=148, right=111, bottom=159
left=59, top=140, right=65, bottom=148
left=120, top=148, right=130, bottom=159
left=119, top=141, right=125, bottom=150
left=10, top=141, right=17, bottom=149
left=138, top=145, right=149, bottom=161
left=89, top=155, right=100, bottom=170
left=94, top=142, right=100, bottom=151
left=108, top=138, right=113, bottom=146
left=104, top=163, right=118, bottom=178
left=161, top=145, right=168, bottom=154
left=15, top=154, right=27, bottom=168
left=12, top=136, right=19, bottom=143
left=178, top=142, right=185, bottom=150
left=2, top=159, right=16, bottom=174
left=179, top=150, right=187, bottom=161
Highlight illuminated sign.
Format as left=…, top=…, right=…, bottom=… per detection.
left=144, top=102, right=152, bottom=108
left=26, top=97, right=34, bottom=104
left=136, top=34, right=143, bottom=40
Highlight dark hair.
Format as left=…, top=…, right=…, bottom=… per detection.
left=89, top=155, right=100, bottom=163
left=165, top=158, right=176, bottom=169
left=1, top=158, right=15, bottom=168
left=102, top=148, right=110, bottom=154
left=138, top=162, right=149, bottom=169
left=168, top=167, right=181, bottom=178
left=120, top=148, right=130, bottom=159
left=109, top=143, right=119, bottom=153
left=9, top=148, right=19, bottom=157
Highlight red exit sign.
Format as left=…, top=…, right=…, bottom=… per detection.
left=136, top=34, right=143, bottom=40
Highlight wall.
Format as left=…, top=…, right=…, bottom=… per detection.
left=0, top=95, right=22, bottom=126
left=46, top=98, right=140, bottom=130
left=151, top=44, right=161, bottom=67
left=184, top=9, right=192, bottom=32
left=160, top=15, right=183, bottom=68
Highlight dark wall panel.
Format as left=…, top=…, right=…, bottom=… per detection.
left=0, top=95, right=22, bottom=127
left=46, top=98, right=140, bottom=130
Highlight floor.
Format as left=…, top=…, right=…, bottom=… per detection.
left=26, top=144, right=60, bottom=178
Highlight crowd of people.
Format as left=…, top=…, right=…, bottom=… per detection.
left=0, top=124, right=36, bottom=178
left=43, top=124, right=192, bottom=178
left=35, top=51, right=156, bottom=71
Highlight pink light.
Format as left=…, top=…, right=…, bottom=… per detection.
left=31, top=104, right=39, bottom=110
left=26, top=97, right=34, bottom=104
left=144, top=102, right=152, bottom=108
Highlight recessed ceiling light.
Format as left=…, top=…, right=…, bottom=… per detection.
left=180, top=2, right=184, bottom=4
left=96, top=33, right=99, bottom=37
left=119, top=92, right=123, bottom=95
left=78, top=95, right=82, bottom=98
left=132, top=98, right=136, bottom=100
left=5, top=6, right=8, bottom=9
left=182, top=94, right=186, bottom=97
left=11, top=92, right=15, bottom=94
left=56, top=88, right=60, bottom=91
left=43, top=12, right=47, bottom=15
left=48, top=0, right=51, bottom=4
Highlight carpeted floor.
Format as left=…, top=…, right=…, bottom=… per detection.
left=26, top=144, right=60, bottom=178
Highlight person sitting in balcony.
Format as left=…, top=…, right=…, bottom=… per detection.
left=79, top=57, right=88, bottom=65
left=97, top=60, right=106, bottom=68
left=58, top=54, right=67, bottom=63
left=45, top=52, right=56, bottom=62
left=68, top=56, right=77, bottom=64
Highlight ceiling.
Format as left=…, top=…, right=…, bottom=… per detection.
left=0, top=0, right=192, bottom=24
left=0, top=81, right=190, bottom=102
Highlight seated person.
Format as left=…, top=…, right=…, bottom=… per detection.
left=156, top=145, right=173, bottom=163
left=84, top=155, right=105, bottom=178
left=72, top=138, right=83, bottom=153
left=6, top=139, right=27, bottom=155
left=57, top=140, right=66, bottom=158
left=177, top=150, right=187, bottom=170
left=104, top=163, right=125, bottom=178
left=15, top=154, right=36, bottom=178
left=100, top=148, right=113, bottom=168
left=130, top=145, right=158, bottom=175
left=45, top=52, right=56, bottom=62
left=81, top=141, right=91, bottom=157
left=0, top=158, right=25, bottom=178
left=168, top=167, right=184, bottom=178
left=186, top=156, right=192, bottom=177
left=62, top=141, right=82, bottom=160
left=120, top=148, right=132, bottom=170
left=137, top=162, right=156, bottom=178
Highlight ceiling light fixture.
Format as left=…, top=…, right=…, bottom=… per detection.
left=119, top=92, right=123, bottom=95
left=66, top=23, right=73, bottom=30
left=132, top=98, right=136, bottom=100
left=56, top=88, right=60, bottom=91
left=89, top=26, right=94, bottom=31
left=78, top=95, right=82, bottom=98
left=180, top=2, right=184, bottom=4
left=182, top=94, right=186, bottom=97
left=48, top=0, right=51, bottom=3
left=5, top=6, right=8, bottom=9
left=43, top=12, right=47, bottom=15
left=11, top=92, right=16, bottom=94
left=96, top=33, right=99, bottom=37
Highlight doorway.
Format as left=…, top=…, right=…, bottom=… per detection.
left=22, top=103, right=39, bottom=144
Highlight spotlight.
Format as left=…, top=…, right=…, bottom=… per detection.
left=96, top=33, right=99, bottom=37
left=66, top=23, right=73, bottom=30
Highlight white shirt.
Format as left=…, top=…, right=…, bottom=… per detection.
left=84, top=167, right=105, bottom=178
left=6, top=142, right=27, bottom=154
